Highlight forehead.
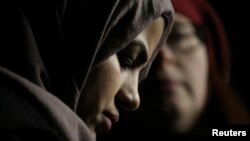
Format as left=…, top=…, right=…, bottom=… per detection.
left=136, top=17, right=165, bottom=58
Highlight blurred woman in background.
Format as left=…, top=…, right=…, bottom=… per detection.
left=136, top=0, right=249, bottom=136
left=99, top=0, right=249, bottom=139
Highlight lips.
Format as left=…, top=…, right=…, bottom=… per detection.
left=104, top=111, right=119, bottom=124
left=102, top=111, right=119, bottom=131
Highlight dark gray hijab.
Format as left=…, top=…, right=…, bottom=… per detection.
left=63, top=0, right=174, bottom=109
left=0, top=0, right=173, bottom=140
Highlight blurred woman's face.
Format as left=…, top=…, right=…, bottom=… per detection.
left=76, top=17, right=165, bottom=137
left=152, top=13, right=208, bottom=132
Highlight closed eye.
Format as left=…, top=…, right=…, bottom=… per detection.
left=118, top=41, right=148, bottom=70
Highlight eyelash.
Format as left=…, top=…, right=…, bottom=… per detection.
left=118, top=53, right=134, bottom=69
left=117, top=42, right=147, bottom=70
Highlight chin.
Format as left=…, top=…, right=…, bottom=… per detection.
left=87, top=127, right=96, bottom=138
left=163, top=101, right=195, bottom=131
left=176, top=117, right=199, bottom=134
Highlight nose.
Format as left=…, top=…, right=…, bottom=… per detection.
left=158, top=44, right=176, bottom=65
left=154, top=44, right=178, bottom=80
left=115, top=73, right=140, bottom=111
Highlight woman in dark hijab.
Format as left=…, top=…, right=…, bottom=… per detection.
left=0, top=0, right=173, bottom=140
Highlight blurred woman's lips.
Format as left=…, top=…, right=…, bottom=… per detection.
left=158, top=79, right=180, bottom=93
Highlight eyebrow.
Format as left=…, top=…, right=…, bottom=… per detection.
left=129, top=40, right=148, bottom=67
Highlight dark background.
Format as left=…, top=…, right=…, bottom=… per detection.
left=209, top=0, right=250, bottom=110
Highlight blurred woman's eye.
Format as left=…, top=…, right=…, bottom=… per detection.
left=171, top=44, right=198, bottom=54
left=166, top=22, right=205, bottom=54
left=167, top=30, right=202, bottom=54
left=167, top=31, right=182, bottom=44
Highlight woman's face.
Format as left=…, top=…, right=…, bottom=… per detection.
left=77, top=17, right=165, bottom=136
left=150, top=13, right=208, bottom=132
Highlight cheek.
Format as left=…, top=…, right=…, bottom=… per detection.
left=77, top=55, right=122, bottom=121
left=178, top=48, right=208, bottom=110
left=101, top=56, right=122, bottom=101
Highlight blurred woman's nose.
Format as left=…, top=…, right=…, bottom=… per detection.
left=115, top=74, right=140, bottom=111
left=158, top=44, right=176, bottom=65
